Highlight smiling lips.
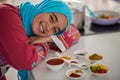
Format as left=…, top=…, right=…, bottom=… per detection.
left=39, top=21, right=44, bottom=33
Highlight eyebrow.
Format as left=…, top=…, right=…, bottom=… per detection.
left=52, top=13, right=58, bottom=22
left=51, top=13, right=62, bottom=34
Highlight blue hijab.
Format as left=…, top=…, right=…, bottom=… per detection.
left=20, top=0, right=72, bottom=37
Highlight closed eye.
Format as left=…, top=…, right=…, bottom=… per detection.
left=52, top=13, right=58, bottom=22
left=49, top=13, right=58, bottom=23
left=50, top=14, right=54, bottom=23
left=53, top=27, right=60, bottom=34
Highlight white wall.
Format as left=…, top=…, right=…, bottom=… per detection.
left=0, top=0, right=42, bottom=5
left=10, top=0, right=42, bottom=5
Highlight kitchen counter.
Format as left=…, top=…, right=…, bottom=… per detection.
left=30, top=32, right=120, bottom=80
left=29, top=1, right=120, bottom=80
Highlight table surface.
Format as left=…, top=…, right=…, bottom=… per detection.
left=30, top=0, right=120, bottom=80
left=31, top=32, right=120, bottom=80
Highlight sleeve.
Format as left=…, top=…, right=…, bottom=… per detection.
left=48, top=24, right=80, bottom=52
left=28, top=43, right=49, bottom=68
left=33, top=43, right=48, bottom=64
left=0, top=4, right=48, bottom=70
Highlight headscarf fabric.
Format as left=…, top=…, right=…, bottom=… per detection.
left=20, top=0, right=72, bottom=37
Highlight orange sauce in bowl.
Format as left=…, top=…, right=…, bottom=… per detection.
left=47, top=58, right=64, bottom=65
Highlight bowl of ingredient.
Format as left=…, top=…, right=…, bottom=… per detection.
left=66, top=68, right=85, bottom=80
left=69, top=62, right=89, bottom=70
left=61, top=55, right=71, bottom=60
left=79, top=63, right=89, bottom=70
left=91, top=10, right=120, bottom=25
left=60, top=55, right=72, bottom=63
left=88, top=53, right=103, bottom=63
left=45, top=57, right=65, bottom=71
left=74, top=50, right=88, bottom=60
left=89, top=63, right=109, bottom=77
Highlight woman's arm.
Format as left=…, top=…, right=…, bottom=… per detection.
left=29, top=36, right=53, bottom=45
left=48, top=24, right=80, bottom=52
left=0, top=4, right=48, bottom=70
left=29, top=24, right=80, bottom=52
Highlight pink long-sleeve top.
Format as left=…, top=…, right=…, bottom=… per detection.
left=0, top=4, right=80, bottom=70
left=0, top=4, right=48, bottom=70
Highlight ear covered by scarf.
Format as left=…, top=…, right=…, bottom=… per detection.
left=20, top=0, right=72, bottom=37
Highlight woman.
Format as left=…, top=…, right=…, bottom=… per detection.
left=0, top=0, right=80, bottom=80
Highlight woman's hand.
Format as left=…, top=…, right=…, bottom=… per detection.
left=29, top=36, right=53, bottom=45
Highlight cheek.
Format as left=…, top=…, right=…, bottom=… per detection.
left=48, top=31, right=54, bottom=35
left=41, top=15, right=49, bottom=21
left=32, top=23, right=39, bottom=32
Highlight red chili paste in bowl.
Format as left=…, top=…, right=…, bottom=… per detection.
left=47, top=58, right=64, bottom=65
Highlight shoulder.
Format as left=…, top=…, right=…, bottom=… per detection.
left=0, top=4, right=21, bottom=24
left=0, top=4, right=19, bottom=13
left=0, top=4, right=20, bottom=20
left=0, top=4, right=25, bottom=36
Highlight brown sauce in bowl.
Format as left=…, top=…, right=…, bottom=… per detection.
left=69, top=73, right=81, bottom=77
left=97, top=14, right=116, bottom=19
left=77, top=53, right=85, bottom=56
left=47, top=58, right=64, bottom=65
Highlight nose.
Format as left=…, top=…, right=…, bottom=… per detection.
left=43, top=23, right=55, bottom=35
left=46, top=23, right=55, bottom=32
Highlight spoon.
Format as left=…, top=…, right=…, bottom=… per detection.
left=68, top=62, right=89, bottom=70
left=85, top=5, right=96, bottom=18
left=55, top=52, right=70, bottom=63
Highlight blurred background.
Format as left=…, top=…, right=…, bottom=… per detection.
left=0, top=0, right=120, bottom=80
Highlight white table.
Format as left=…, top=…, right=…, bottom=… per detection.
left=30, top=0, right=120, bottom=80
left=31, top=32, right=120, bottom=80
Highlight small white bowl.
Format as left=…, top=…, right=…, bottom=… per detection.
left=45, top=57, right=65, bottom=71
left=88, top=53, right=103, bottom=64
left=89, top=59, right=100, bottom=64
left=90, top=70, right=109, bottom=77
left=79, top=63, right=89, bottom=70
left=74, top=50, right=88, bottom=60
left=68, top=62, right=89, bottom=70
left=89, top=63, right=109, bottom=77
left=66, top=68, right=85, bottom=80
left=91, top=10, right=120, bottom=25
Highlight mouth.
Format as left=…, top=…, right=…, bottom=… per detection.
left=39, top=21, right=45, bottom=33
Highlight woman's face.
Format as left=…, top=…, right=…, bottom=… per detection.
left=31, top=12, right=68, bottom=37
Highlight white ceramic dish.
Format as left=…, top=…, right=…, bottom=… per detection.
left=91, top=10, right=120, bottom=25
left=68, top=62, right=89, bottom=70
left=74, top=50, right=88, bottom=60
left=89, top=70, right=109, bottom=77
left=87, top=53, right=103, bottom=64
left=89, top=63, right=109, bottom=77
left=66, top=68, right=85, bottom=80
left=79, top=63, right=89, bottom=70
left=55, top=52, right=72, bottom=64
left=89, top=59, right=100, bottom=64
left=45, top=57, right=65, bottom=71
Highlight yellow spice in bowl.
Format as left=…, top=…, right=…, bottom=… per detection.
left=61, top=55, right=71, bottom=60
left=89, top=53, right=103, bottom=60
